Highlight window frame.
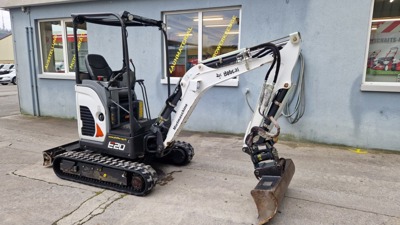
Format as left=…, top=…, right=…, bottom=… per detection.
left=38, top=18, right=77, bottom=80
left=162, top=7, right=242, bottom=87
left=361, top=0, right=400, bottom=92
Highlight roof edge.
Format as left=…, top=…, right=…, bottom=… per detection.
left=0, top=33, right=12, bottom=40
left=0, top=0, right=94, bottom=9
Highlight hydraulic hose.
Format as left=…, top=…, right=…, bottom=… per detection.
left=283, top=53, right=305, bottom=124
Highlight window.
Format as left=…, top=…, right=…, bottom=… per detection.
left=164, top=7, right=241, bottom=86
left=362, top=0, right=400, bottom=92
left=39, top=20, right=88, bottom=77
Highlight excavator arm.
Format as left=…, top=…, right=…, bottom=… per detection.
left=155, top=32, right=302, bottom=224
left=157, top=32, right=301, bottom=147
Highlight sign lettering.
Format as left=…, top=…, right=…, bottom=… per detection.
left=169, top=28, right=193, bottom=74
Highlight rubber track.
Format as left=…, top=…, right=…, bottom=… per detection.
left=53, top=151, right=158, bottom=196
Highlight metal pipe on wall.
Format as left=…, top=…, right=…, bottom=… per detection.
left=26, top=26, right=40, bottom=116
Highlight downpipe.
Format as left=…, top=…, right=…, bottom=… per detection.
left=26, top=26, right=40, bottom=116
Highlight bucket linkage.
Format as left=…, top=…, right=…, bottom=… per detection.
left=244, top=123, right=295, bottom=224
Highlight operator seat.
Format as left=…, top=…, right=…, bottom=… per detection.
left=85, top=54, right=113, bottom=81
left=85, top=53, right=140, bottom=127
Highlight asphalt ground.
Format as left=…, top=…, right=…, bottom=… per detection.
left=0, top=85, right=400, bottom=225
left=0, top=84, right=19, bottom=117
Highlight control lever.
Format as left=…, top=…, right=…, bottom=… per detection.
left=107, top=72, right=124, bottom=88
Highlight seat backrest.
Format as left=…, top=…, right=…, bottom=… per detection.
left=85, top=54, right=113, bottom=80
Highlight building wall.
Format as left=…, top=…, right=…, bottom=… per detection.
left=0, top=35, right=14, bottom=63
left=8, top=0, right=400, bottom=151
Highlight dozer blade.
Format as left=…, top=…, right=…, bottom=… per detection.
left=42, top=141, right=80, bottom=167
left=251, top=159, right=295, bottom=224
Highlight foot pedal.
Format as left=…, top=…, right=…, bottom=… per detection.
left=251, top=159, right=295, bottom=224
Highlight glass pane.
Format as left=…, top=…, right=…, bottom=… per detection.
left=202, top=10, right=240, bottom=60
left=66, top=22, right=88, bottom=73
left=40, top=21, right=64, bottom=73
left=366, top=1, right=400, bottom=82
left=166, top=13, right=198, bottom=77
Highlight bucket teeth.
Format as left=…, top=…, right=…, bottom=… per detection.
left=251, top=159, right=295, bottom=224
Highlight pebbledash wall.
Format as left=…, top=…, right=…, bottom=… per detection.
left=4, top=0, right=400, bottom=151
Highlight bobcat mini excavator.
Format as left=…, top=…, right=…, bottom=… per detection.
left=42, top=11, right=302, bottom=224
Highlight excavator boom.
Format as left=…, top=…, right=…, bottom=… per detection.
left=156, top=33, right=301, bottom=147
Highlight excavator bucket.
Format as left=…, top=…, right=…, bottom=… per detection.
left=251, top=159, right=295, bottom=224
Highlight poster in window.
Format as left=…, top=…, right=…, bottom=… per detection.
left=367, top=21, right=400, bottom=81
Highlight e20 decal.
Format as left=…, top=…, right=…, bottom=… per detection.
left=108, top=141, right=126, bottom=151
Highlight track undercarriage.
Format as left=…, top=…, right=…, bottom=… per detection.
left=44, top=140, right=194, bottom=196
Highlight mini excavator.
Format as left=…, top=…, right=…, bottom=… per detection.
left=42, top=11, right=302, bottom=224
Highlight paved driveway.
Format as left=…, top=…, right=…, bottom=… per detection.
left=0, top=85, right=399, bottom=225
left=0, top=84, right=19, bottom=117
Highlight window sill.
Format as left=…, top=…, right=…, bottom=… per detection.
left=361, top=82, right=400, bottom=92
left=161, top=77, right=239, bottom=87
left=38, top=73, right=75, bottom=80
